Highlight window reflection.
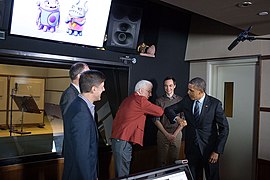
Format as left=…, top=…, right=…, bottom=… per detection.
left=0, top=64, right=128, bottom=161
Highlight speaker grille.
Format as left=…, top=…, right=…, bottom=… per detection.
left=106, top=3, right=142, bottom=50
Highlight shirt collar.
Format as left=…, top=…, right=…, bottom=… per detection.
left=71, top=83, right=80, bottom=93
left=164, top=94, right=177, bottom=99
left=197, top=93, right=206, bottom=104
left=78, top=94, right=95, bottom=118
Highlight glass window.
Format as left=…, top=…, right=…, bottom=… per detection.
left=0, top=63, right=128, bottom=163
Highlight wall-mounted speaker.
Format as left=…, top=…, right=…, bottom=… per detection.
left=106, top=3, right=142, bottom=52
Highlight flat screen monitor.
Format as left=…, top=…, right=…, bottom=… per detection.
left=114, top=163, right=194, bottom=180
left=10, top=0, right=112, bottom=47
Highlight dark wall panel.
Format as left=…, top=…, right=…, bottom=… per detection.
left=0, top=0, right=4, bottom=29
left=0, top=0, right=11, bottom=31
left=136, top=5, right=190, bottom=146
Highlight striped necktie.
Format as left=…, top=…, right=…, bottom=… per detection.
left=194, top=100, right=200, bottom=121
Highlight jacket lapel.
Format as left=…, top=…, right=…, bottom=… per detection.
left=79, top=97, right=99, bottom=140
left=199, top=95, right=210, bottom=124
left=70, top=84, right=79, bottom=95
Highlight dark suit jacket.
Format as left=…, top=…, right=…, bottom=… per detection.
left=60, top=84, right=79, bottom=116
left=165, top=94, right=229, bottom=158
left=62, top=97, right=98, bottom=180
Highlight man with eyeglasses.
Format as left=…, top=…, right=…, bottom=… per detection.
left=111, top=80, right=164, bottom=178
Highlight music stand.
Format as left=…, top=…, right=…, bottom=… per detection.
left=13, top=95, right=41, bottom=134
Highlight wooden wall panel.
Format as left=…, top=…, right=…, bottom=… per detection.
left=0, top=158, right=64, bottom=180
left=0, top=144, right=186, bottom=180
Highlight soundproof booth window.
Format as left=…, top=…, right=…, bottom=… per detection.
left=0, top=63, right=128, bottom=162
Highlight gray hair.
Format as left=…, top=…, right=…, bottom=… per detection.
left=134, top=80, right=153, bottom=92
left=189, top=77, right=206, bottom=92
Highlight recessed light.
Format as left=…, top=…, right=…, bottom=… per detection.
left=236, top=1, right=253, bottom=8
left=258, top=11, right=269, bottom=16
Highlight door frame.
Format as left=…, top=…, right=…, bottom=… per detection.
left=207, top=56, right=259, bottom=180
left=208, top=57, right=258, bottom=97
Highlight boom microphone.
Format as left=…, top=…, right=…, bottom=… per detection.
left=228, top=26, right=252, bottom=51
left=228, top=38, right=240, bottom=51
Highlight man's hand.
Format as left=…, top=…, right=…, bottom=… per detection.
left=175, top=116, right=187, bottom=127
left=165, top=133, right=175, bottom=143
left=209, top=152, right=219, bottom=163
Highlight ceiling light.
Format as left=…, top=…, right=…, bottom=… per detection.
left=236, top=1, right=252, bottom=8
left=257, top=11, right=269, bottom=16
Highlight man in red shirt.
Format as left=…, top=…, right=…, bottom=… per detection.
left=111, top=80, right=164, bottom=178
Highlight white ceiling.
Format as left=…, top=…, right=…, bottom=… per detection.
left=161, top=0, right=270, bottom=36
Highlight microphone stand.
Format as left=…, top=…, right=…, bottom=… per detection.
left=246, top=36, right=270, bottom=41
left=228, top=36, right=270, bottom=51
left=10, top=88, right=16, bottom=136
left=228, top=26, right=270, bottom=51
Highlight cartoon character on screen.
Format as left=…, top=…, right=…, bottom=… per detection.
left=65, top=0, right=88, bottom=36
left=36, top=0, right=60, bottom=32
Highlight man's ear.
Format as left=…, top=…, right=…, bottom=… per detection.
left=137, top=88, right=142, bottom=95
left=90, top=86, right=95, bottom=93
left=198, top=89, right=204, bottom=96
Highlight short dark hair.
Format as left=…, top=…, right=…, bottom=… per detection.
left=163, top=76, right=176, bottom=85
left=79, top=70, right=106, bottom=93
left=189, top=77, right=206, bottom=92
left=69, top=62, right=88, bottom=80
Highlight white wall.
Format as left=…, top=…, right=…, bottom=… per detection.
left=186, top=14, right=270, bottom=179
left=185, top=15, right=270, bottom=61
left=186, top=14, right=270, bottom=162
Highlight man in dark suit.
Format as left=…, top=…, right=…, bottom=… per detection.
left=165, top=77, right=229, bottom=180
left=60, top=62, right=89, bottom=115
left=58, top=62, right=89, bottom=154
left=62, top=70, right=106, bottom=180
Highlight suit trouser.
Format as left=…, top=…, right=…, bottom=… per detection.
left=111, top=138, right=132, bottom=178
left=187, top=145, right=220, bottom=180
left=156, top=131, right=182, bottom=166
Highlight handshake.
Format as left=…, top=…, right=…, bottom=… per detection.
left=175, top=116, right=187, bottom=127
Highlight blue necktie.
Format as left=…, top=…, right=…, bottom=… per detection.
left=194, top=100, right=200, bottom=121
